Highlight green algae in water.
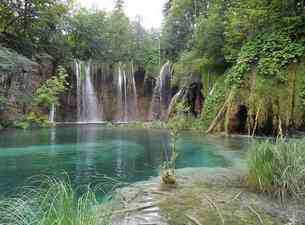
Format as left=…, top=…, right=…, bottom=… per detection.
left=0, top=126, right=248, bottom=197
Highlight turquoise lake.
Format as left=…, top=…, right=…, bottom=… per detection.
left=0, top=125, right=250, bottom=197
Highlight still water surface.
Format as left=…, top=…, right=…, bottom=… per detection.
left=0, top=126, right=250, bottom=196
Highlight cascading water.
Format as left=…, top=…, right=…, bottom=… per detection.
left=167, top=88, right=185, bottom=119
left=149, top=61, right=172, bottom=121
left=48, top=104, right=55, bottom=123
left=75, top=60, right=103, bottom=122
left=116, top=65, right=126, bottom=122
left=116, top=63, right=138, bottom=122
left=131, top=64, right=138, bottom=121
left=131, top=74, right=138, bottom=119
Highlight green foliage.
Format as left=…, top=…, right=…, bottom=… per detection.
left=161, top=106, right=188, bottom=185
left=26, top=112, right=50, bottom=128
left=173, top=50, right=203, bottom=85
left=163, top=0, right=227, bottom=88
left=161, top=0, right=195, bottom=60
left=34, top=66, right=68, bottom=108
left=64, top=3, right=160, bottom=72
left=14, top=112, right=50, bottom=129
left=225, top=29, right=305, bottom=87
left=0, top=0, right=71, bottom=59
left=193, top=0, right=225, bottom=72
left=139, top=29, right=160, bottom=75
left=201, top=78, right=226, bottom=128
left=168, top=102, right=203, bottom=130
left=248, top=139, right=305, bottom=201
left=65, top=9, right=110, bottom=61
left=162, top=0, right=305, bottom=116
left=256, top=33, right=304, bottom=79
left=13, top=121, right=30, bottom=130
left=0, top=176, right=112, bottom=225
left=225, top=40, right=258, bottom=87
left=300, top=72, right=305, bottom=108
left=0, top=95, right=7, bottom=113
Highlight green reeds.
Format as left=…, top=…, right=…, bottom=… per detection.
left=248, top=139, right=305, bottom=201
left=0, top=176, right=112, bottom=225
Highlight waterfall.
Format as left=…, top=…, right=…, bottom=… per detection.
left=48, top=104, right=56, bottom=123
left=167, top=88, right=186, bottom=119
left=131, top=73, right=138, bottom=121
left=149, top=61, right=172, bottom=121
left=116, top=63, right=138, bottom=122
left=123, top=70, right=128, bottom=122
left=116, top=65, right=126, bottom=122
left=75, top=60, right=103, bottom=123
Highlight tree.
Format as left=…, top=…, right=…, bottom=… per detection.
left=0, top=0, right=71, bottom=58
left=161, top=0, right=196, bottom=60
left=193, top=0, right=225, bottom=72
left=34, top=66, right=68, bottom=109
left=65, top=8, right=110, bottom=61
left=109, top=0, right=134, bottom=62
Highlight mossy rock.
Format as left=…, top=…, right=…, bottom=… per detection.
left=162, top=174, right=177, bottom=185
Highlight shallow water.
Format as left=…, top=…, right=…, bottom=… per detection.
left=0, top=126, right=251, bottom=197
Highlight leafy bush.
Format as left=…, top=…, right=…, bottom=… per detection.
left=34, top=66, right=68, bottom=108
left=225, top=30, right=305, bottom=87
left=248, top=139, right=305, bottom=201
left=13, top=121, right=30, bottom=130
left=14, top=112, right=51, bottom=129
left=201, top=79, right=226, bottom=129
left=0, top=176, right=112, bottom=225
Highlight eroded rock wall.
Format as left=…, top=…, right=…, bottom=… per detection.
left=0, top=46, right=54, bottom=127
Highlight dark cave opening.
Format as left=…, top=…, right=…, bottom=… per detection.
left=235, top=105, right=248, bottom=133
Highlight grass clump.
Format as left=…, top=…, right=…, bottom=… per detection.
left=248, top=139, right=305, bottom=201
left=0, top=176, right=112, bottom=225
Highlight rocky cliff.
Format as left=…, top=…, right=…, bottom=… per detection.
left=0, top=46, right=54, bottom=127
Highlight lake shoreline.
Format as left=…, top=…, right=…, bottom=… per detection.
left=113, top=167, right=305, bottom=225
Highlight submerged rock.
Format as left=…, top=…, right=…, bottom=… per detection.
left=112, top=167, right=305, bottom=225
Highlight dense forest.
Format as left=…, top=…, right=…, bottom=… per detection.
left=1, top=0, right=305, bottom=136
left=163, top=0, right=305, bottom=136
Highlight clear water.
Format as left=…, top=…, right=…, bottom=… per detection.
left=0, top=126, right=250, bottom=197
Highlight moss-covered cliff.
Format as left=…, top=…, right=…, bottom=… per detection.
left=203, top=62, right=305, bottom=136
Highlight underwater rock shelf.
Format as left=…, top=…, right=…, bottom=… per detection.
left=113, top=167, right=305, bottom=225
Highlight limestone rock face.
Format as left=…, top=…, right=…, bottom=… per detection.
left=0, top=47, right=54, bottom=127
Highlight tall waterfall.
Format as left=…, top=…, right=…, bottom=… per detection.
left=116, top=65, right=127, bottom=122
left=48, top=104, right=56, bottom=123
left=149, top=61, right=172, bottom=121
left=75, top=60, right=103, bottom=122
left=116, top=63, right=138, bottom=122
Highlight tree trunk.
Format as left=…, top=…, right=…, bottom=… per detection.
left=206, top=93, right=233, bottom=134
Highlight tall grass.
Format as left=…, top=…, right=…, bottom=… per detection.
left=248, top=139, right=305, bottom=201
left=0, top=176, right=112, bottom=225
